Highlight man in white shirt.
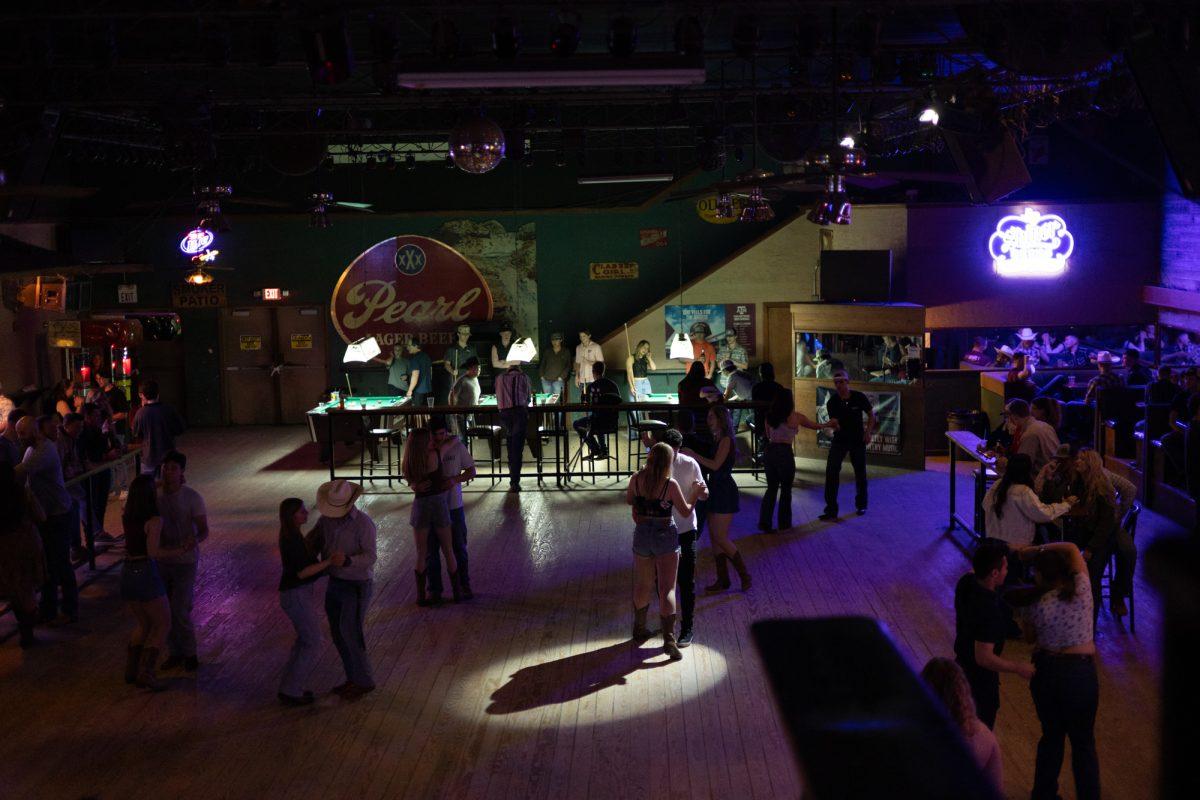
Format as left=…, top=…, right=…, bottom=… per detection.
left=448, top=357, right=482, bottom=437
left=426, top=416, right=478, bottom=601
left=659, top=428, right=707, bottom=647
left=574, top=328, right=603, bottom=402
left=156, top=450, right=209, bottom=672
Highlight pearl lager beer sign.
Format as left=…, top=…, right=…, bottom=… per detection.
left=331, top=235, right=494, bottom=360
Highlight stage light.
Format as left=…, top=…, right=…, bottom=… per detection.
left=492, top=17, right=521, bottom=59
left=839, top=135, right=856, bottom=148
left=919, top=107, right=940, bottom=125
left=675, top=15, right=704, bottom=56
left=551, top=18, right=581, bottom=57
left=609, top=17, right=637, bottom=58
left=405, top=153, right=417, bottom=170
left=807, top=175, right=852, bottom=226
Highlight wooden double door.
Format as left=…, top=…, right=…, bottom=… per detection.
left=220, top=306, right=328, bottom=425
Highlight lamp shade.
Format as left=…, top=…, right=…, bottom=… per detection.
left=506, top=336, right=537, bottom=363
left=669, top=332, right=694, bottom=359
left=343, top=336, right=382, bottom=363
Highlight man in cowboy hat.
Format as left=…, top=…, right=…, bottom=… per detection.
left=993, top=345, right=1015, bottom=369
left=1084, top=351, right=1125, bottom=404
left=1013, top=327, right=1042, bottom=369
left=307, top=479, right=377, bottom=700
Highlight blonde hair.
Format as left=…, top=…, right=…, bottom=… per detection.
left=708, top=404, right=735, bottom=441
left=1075, top=450, right=1117, bottom=511
left=920, top=657, right=977, bottom=732
left=402, top=428, right=433, bottom=485
left=639, top=442, right=673, bottom=496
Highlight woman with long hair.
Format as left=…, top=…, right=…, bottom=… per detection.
left=0, top=464, right=46, bottom=648
left=1071, top=449, right=1121, bottom=619
left=681, top=404, right=751, bottom=592
left=920, top=657, right=1003, bottom=790
left=1006, top=543, right=1100, bottom=800
left=53, top=379, right=80, bottom=417
left=626, top=339, right=657, bottom=401
left=277, top=497, right=340, bottom=706
left=402, top=427, right=460, bottom=606
left=758, top=389, right=832, bottom=532
left=677, top=361, right=715, bottom=407
left=120, top=474, right=177, bottom=689
left=626, top=442, right=698, bottom=660
left=982, top=454, right=1074, bottom=549
left=1031, top=396, right=1062, bottom=432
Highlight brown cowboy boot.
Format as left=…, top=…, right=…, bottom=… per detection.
left=632, top=604, right=652, bottom=639
left=661, top=614, right=682, bottom=661
left=705, top=553, right=731, bottom=593
left=731, top=550, right=752, bottom=591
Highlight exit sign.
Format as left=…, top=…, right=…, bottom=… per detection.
left=263, top=287, right=282, bottom=301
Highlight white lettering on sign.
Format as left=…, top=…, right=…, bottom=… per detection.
left=340, top=280, right=482, bottom=330
left=988, top=207, right=1074, bottom=278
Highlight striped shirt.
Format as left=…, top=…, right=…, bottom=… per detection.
left=495, top=368, right=532, bottom=410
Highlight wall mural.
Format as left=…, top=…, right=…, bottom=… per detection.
left=330, top=221, right=537, bottom=361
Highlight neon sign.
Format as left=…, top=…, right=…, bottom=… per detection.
left=180, top=227, right=215, bottom=255
left=988, top=207, right=1074, bottom=278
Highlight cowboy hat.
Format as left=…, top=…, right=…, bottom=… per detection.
left=1016, top=327, right=1038, bottom=340
left=998, top=345, right=1015, bottom=356
left=1096, top=350, right=1117, bottom=364
left=316, top=479, right=363, bottom=518
left=1054, top=443, right=1074, bottom=459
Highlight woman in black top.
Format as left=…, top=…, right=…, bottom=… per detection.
left=677, top=361, right=716, bottom=407
left=278, top=497, right=341, bottom=706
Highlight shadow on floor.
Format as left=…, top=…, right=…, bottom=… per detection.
left=486, top=639, right=673, bottom=714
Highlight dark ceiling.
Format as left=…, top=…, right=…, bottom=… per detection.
left=0, top=1, right=1190, bottom=221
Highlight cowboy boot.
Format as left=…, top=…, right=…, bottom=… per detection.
left=632, top=604, right=652, bottom=640
left=705, top=553, right=731, bottom=593
left=415, top=570, right=431, bottom=607
left=449, top=570, right=464, bottom=602
left=661, top=614, right=682, bottom=661
left=125, top=643, right=143, bottom=684
left=731, top=550, right=752, bottom=591
left=136, top=646, right=165, bottom=691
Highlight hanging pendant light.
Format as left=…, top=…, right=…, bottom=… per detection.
left=807, top=175, right=852, bottom=226
left=739, top=186, right=775, bottom=223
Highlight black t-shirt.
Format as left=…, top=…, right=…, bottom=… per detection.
left=78, top=426, right=109, bottom=464
left=279, top=532, right=322, bottom=592
left=588, top=377, right=621, bottom=425
left=1170, top=388, right=1193, bottom=420
left=953, top=573, right=1006, bottom=679
left=1146, top=379, right=1180, bottom=405
left=825, top=389, right=873, bottom=445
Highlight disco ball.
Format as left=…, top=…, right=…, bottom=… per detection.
left=449, top=116, right=506, bottom=174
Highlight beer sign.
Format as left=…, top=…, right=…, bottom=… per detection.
left=695, top=195, right=745, bottom=225
left=331, top=235, right=494, bottom=360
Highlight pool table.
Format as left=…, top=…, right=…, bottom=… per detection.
left=306, top=395, right=410, bottom=446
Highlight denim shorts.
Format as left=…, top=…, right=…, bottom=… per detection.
left=120, top=558, right=166, bottom=602
left=410, top=491, right=451, bottom=529
left=632, top=518, right=680, bottom=557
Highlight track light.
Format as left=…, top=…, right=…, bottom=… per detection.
left=492, top=17, right=520, bottom=59
left=608, top=17, right=637, bottom=58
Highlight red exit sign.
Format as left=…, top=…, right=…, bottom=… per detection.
left=263, top=288, right=283, bottom=301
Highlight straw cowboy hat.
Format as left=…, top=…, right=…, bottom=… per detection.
left=998, top=345, right=1015, bottom=356
left=316, top=479, right=363, bottom=518
left=1096, top=351, right=1118, bottom=364
left=1016, top=327, right=1038, bottom=341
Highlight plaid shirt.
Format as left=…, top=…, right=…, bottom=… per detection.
left=1084, top=371, right=1125, bottom=404
left=495, top=368, right=531, bottom=410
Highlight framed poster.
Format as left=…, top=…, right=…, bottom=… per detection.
left=815, top=387, right=902, bottom=456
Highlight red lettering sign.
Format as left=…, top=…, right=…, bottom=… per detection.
left=331, top=235, right=494, bottom=360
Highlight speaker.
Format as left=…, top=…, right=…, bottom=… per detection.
left=819, top=250, right=893, bottom=303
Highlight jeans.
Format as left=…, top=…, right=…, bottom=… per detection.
left=760, top=443, right=796, bottom=529
left=325, top=577, right=375, bottom=689
left=67, top=495, right=84, bottom=549
left=160, top=560, right=198, bottom=658
left=823, top=440, right=868, bottom=514
left=541, top=378, right=564, bottom=399
left=426, top=506, right=470, bottom=593
left=38, top=510, right=78, bottom=619
left=1030, top=653, right=1100, bottom=800
left=573, top=416, right=609, bottom=455
left=961, top=663, right=1000, bottom=729
left=678, top=529, right=697, bottom=633
left=84, top=470, right=113, bottom=539
left=499, top=407, right=528, bottom=485
left=279, top=582, right=323, bottom=697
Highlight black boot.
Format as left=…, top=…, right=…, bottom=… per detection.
left=705, top=553, right=731, bottom=593
left=415, top=570, right=432, bottom=607
left=632, top=605, right=652, bottom=640
left=449, top=570, right=464, bottom=602
left=730, top=550, right=752, bottom=591
left=125, top=644, right=143, bottom=684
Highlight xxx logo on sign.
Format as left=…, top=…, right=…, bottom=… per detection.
left=395, top=243, right=427, bottom=276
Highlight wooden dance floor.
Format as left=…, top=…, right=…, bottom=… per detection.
left=0, top=427, right=1169, bottom=799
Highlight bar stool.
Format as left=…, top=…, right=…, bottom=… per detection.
left=465, top=422, right=504, bottom=486
left=580, top=416, right=621, bottom=484
left=359, top=419, right=402, bottom=487
left=625, top=410, right=667, bottom=472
